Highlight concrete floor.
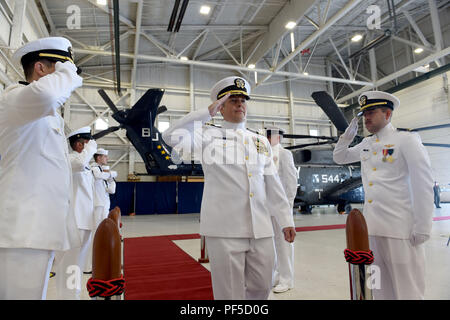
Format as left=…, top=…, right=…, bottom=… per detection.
left=46, top=203, right=450, bottom=300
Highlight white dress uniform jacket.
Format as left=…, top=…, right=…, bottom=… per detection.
left=0, top=62, right=82, bottom=251
left=92, top=163, right=116, bottom=216
left=69, top=140, right=97, bottom=231
left=272, top=144, right=298, bottom=208
left=333, top=123, right=434, bottom=239
left=162, top=109, right=295, bottom=239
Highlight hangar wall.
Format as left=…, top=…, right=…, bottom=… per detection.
left=392, top=71, right=450, bottom=186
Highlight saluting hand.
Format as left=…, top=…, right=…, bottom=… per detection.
left=208, top=93, right=230, bottom=117
left=341, top=117, right=359, bottom=141
left=283, top=227, right=296, bottom=243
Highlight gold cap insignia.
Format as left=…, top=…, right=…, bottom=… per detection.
left=235, top=78, right=245, bottom=89
left=359, top=95, right=367, bottom=106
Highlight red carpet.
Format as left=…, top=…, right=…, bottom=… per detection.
left=124, top=234, right=213, bottom=300
left=123, top=217, right=449, bottom=299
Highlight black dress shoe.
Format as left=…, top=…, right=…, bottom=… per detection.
left=83, top=271, right=92, bottom=275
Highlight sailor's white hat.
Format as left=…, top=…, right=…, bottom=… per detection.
left=210, top=76, right=251, bottom=101
left=95, top=148, right=108, bottom=156
left=357, top=91, right=400, bottom=116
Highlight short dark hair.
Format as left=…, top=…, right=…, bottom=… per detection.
left=22, top=58, right=55, bottom=80
left=94, top=154, right=102, bottom=162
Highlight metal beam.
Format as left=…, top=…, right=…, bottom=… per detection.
left=73, top=47, right=373, bottom=87
left=9, top=0, right=26, bottom=50
left=258, top=0, right=364, bottom=84
left=38, top=0, right=56, bottom=35
left=337, top=46, right=450, bottom=103
left=86, top=0, right=134, bottom=28
left=196, top=30, right=264, bottom=61
left=77, top=30, right=132, bottom=66
left=401, top=10, right=433, bottom=48
left=246, top=0, right=316, bottom=67
left=428, top=0, right=444, bottom=67
left=176, top=30, right=207, bottom=59
left=130, top=0, right=143, bottom=92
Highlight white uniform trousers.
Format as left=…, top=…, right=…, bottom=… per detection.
left=271, top=216, right=294, bottom=288
left=84, top=206, right=108, bottom=272
left=369, top=236, right=426, bottom=300
left=205, top=236, right=275, bottom=300
left=0, top=248, right=54, bottom=300
left=54, top=230, right=91, bottom=299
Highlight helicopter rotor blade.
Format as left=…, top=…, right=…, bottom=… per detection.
left=311, top=91, right=349, bottom=132
left=286, top=141, right=334, bottom=150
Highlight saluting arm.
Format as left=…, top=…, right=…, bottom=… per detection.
left=161, top=108, right=211, bottom=153
left=0, top=62, right=82, bottom=127
left=333, top=137, right=364, bottom=165
left=69, top=140, right=97, bottom=172
left=333, top=117, right=364, bottom=165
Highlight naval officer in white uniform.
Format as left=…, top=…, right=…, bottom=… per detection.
left=266, top=127, right=298, bottom=293
left=84, top=148, right=117, bottom=273
left=55, top=126, right=97, bottom=299
left=333, top=91, right=434, bottom=299
left=0, top=37, right=82, bottom=299
left=162, top=76, right=296, bottom=300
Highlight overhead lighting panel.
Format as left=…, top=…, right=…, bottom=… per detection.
left=285, top=21, right=297, bottom=29
left=200, top=5, right=210, bottom=15
left=351, top=34, right=363, bottom=42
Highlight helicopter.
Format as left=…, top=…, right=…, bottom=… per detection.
left=94, top=89, right=449, bottom=214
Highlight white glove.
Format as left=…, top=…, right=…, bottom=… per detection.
left=341, top=117, right=359, bottom=141
left=208, top=93, right=230, bottom=117
left=110, top=171, right=118, bottom=179
left=409, top=232, right=430, bottom=246
left=84, top=139, right=97, bottom=155
left=55, top=61, right=83, bottom=90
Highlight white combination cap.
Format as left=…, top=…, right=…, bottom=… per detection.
left=357, top=91, right=400, bottom=116
left=67, top=126, right=92, bottom=140
left=210, top=76, right=251, bottom=101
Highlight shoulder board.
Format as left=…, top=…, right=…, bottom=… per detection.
left=367, top=134, right=374, bottom=137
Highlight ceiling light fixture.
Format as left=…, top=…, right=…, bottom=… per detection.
left=200, top=5, right=211, bottom=15
left=414, top=47, right=424, bottom=54
left=285, top=21, right=296, bottom=29
left=351, top=34, right=363, bottom=42
left=180, top=56, right=189, bottom=61
left=248, top=64, right=256, bottom=69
